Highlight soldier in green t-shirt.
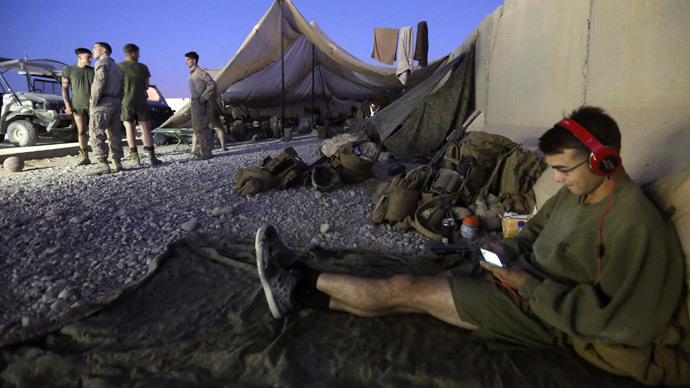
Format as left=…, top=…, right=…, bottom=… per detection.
left=61, top=48, right=95, bottom=166
left=118, top=44, right=162, bottom=166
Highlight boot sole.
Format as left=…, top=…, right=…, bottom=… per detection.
left=85, top=170, right=111, bottom=176
left=255, top=226, right=283, bottom=319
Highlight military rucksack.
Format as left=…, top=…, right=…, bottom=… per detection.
left=370, top=165, right=433, bottom=224
left=441, top=131, right=517, bottom=206
left=258, top=147, right=307, bottom=189
left=234, top=147, right=307, bottom=196
left=234, top=167, right=277, bottom=196
left=331, top=142, right=376, bottom=184
left=412, top=132, right=544, bottom=239
left=481, top=146, right=546, bottom=214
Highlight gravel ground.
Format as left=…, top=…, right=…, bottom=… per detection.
left=0, top=133, right=433, bottom=334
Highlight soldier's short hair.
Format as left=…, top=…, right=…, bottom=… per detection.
left=539, top=106, right=622, bottom=158
left=95, top=42, right=112, bottom=55
left=185, top=51, right=199, bottom=62
left=123, top=44, right=139, bottom=54
left=75, top=48, right=91, bottom=56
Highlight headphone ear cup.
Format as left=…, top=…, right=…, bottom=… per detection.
left=589, top=146, right=621, bottom=176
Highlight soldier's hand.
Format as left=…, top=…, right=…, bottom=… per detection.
left=479, top=261, right=530, bottom=290
left=480, top=242, right=512, bottom=264
left=65, top=104, right=73, bottom=115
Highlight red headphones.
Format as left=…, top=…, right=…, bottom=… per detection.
left=556, top=118, right=622, bottom=176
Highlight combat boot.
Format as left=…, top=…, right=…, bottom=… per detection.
left=127, top=147, right=140, bottom=167
left=75, top=149, right=90, bottom=166
left=198, top=152, right=214, bottom=161
left=144, top=146, right=162, bottom=166
left=86, top=157, right=110, bottom=175
left=198, top=147, right=214, bottom=161
left=112, top=158, right=124, bottom=172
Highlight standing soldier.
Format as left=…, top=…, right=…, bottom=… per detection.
left=190, top=94, right=227, bottom=155
left=118, top=43, right=162, bottom=166
left=87, top=42, right=125, bottom=175
left=61, top=48, right=94, bottom=165
left=185, top=51, right=216, bottom=160
left=208, top=94, right=227, bottom=151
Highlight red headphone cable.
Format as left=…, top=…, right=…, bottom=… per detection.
left=593, top=178, right=613, bottom=285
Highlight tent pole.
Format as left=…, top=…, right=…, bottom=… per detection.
left=311, top=43, right=315, bottom=129
left=280, top=0, right=286, bottom=140
left=317, top=66, right=332, bottom=121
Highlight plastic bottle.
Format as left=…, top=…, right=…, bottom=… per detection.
left=460, top=215, right=479, bottom=240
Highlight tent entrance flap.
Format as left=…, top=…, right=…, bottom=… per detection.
left=383, top=45, right=475, bottom=158
left=355, top=44, right=475, bottom=159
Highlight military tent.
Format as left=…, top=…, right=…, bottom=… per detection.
left=160, top=0, right=445, bottom=128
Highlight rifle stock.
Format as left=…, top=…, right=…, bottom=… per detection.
left=429, top=110, right=481, bottom=168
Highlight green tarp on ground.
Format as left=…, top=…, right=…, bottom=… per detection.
left=0, top=233, right=646, bottom=387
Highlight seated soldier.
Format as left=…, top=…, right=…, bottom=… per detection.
left=254, top=106, right=687, bottom=385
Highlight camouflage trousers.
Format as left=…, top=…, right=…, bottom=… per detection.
left=191, top=99, right=213, bottom=155
left=89, top=99, right=124, bottom=160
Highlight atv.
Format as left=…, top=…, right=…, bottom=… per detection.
left=0, top=58, right=76, bottom=147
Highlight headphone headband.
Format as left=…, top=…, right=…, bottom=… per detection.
left=556, top=118, right=622, bottom=176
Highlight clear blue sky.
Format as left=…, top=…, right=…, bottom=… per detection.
left=0, top=0, right=504, bottom=98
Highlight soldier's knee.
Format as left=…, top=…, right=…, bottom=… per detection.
left=90, top=112, right=107, bottom=131
left=386, top=274, right=417, bottom=294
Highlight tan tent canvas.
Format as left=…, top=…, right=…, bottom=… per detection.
left=160, top=0, right=444, bottom=128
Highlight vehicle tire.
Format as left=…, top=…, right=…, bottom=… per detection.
left=7, top=120, right=38, bottom=147
left=54, top=130, right=78, bottom=143
left=153, top=133, right=170, bottom=146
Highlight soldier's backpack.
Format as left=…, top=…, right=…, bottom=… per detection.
left=234, top=147, right=306, bottom=196
left=440, top=131, right=517, bottom=206
left=411, top=132, right=543, bottom=239
left=234, top=167, right=277, bottom=196
left=371, top=166, right=433, bottom=224
left=481, top=146, right=546, bottom=214
left=330, top=142, right=376, bottom=184
left=258, top=147, right=307, bottom=189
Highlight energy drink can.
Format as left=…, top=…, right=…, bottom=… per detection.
left=441, top=218, right=455, bottom=244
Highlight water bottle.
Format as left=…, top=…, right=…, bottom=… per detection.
left=460, top=215, right=479, bottom=240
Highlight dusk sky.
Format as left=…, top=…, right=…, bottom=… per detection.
left=1, top=0, right=504, bottom=98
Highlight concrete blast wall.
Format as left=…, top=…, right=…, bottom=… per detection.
left=473, top=0, right=690, bottom=184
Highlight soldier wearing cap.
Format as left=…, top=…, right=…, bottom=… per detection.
left=185, top=51, right=216, bottom=160
left=87, top=42, right=125, bottom=175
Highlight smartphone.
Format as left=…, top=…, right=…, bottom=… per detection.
left=480, top=248, right=503, bottom=267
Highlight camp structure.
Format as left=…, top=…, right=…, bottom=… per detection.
left=351, top=43, right=475, bottom=159
left=159, top=0, right=444, bottom=129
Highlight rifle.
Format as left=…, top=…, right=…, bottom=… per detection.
left=429, top=110, right=481, bottom=168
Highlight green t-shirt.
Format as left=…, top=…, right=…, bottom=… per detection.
left=62, top=65, right=94, bottom=110
left=118, top=60, right=151, bottom=107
